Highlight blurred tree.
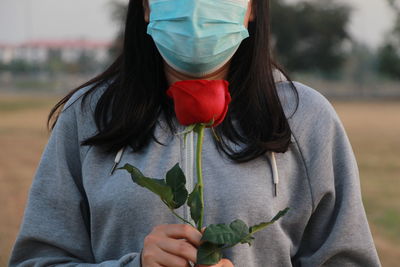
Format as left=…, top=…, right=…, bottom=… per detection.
left=108, top=1, right=127, bottom=59
left=344, top=43, right=377, bottom=88
left=0, top=62, right=6, bottom=72
left=77, top=50, right=99, bottom=74
left=63, top=51, right=100, bottom=74
left=3, top=59, right=37, bottom=74
left=377, top=44, right=400, bottom=79
left=388, top=0, right=400, bottom=12
left=270, top=0, right=351, bottom=75
left=45, top=49, right=64, bottom=74
left=377, top=0, right=400, bottom=79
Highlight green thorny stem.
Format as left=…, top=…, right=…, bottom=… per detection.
left=195, top=124, right=206, bottom=232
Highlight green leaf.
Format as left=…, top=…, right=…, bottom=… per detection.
left=201, top=219, right=249, bottom=246
left=165, top=163, right=188, bottom=209
left=240, top=235, right=255, bottom=246
left=119, top=164, right=175, bottom=209
left=187, top=183, right=203, bottom=225
left=249, top=208, right=290, bottom=234
left=196, top=242, right=223, bottom=265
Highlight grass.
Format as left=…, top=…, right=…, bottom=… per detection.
left=11, top=80, right=58, bottom=92
left=0, top=95, right=57, bottom=112
left=0, top=94, right=399, bottom=266
left=0, top=93, right=59, bottom=265
left=332, top=101, right=400, bottom=265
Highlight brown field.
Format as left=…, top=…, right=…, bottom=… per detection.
left=0, top=94, right=399, bottom=266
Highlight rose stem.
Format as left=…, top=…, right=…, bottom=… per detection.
left=195, top=124, right=205, bottom=231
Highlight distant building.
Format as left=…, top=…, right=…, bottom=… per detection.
left=0, top=43, right=15, bottom=64
left=0, top=39, right=112, bottom=64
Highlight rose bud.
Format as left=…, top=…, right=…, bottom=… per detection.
left=166, top=80, right=231, bottom=127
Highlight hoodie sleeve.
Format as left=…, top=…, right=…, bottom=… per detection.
left=289, top=84, right=381, bottom=266
left=8, top=95, right=142, bottom=267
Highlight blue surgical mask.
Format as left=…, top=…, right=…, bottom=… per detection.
left=147, top=0, right=250, bottom=77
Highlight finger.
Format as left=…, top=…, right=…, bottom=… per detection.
left=160, top=264, right=190, bottom=267
left=158, top=224, right=203, bottom=247
left=199, top=227, right=207, bottom=246
left=196, top=258, right=233, bottom=267
left=220, top=258, right=234, bottom=267
left=158, top=238, right=198, bottom=263
left=153, top=246, right=191, bottom=267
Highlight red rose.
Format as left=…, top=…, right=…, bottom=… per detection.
left=166, top=80, right=231, bottom=127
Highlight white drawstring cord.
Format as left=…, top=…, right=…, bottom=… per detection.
left=187, top=131, right=195, bottom=267
left=186, top=131, right=196, bottom=227
left=270, top=152, right=279, bottom=197
left=110, top=146, right=125, bottom=175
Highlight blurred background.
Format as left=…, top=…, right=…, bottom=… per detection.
left=0, top=0, right=399, bottom=265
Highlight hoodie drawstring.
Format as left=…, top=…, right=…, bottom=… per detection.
left=110, top=146, right=125, bottom=175
left=269, top=152, right=279, bottom=197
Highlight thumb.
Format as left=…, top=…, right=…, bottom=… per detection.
left=220, top=259, right=234, bottom=267
left=198, top=226, right=206, bottom=247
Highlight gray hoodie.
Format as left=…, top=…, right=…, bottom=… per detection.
left=9, top=81, right=381, bottom=267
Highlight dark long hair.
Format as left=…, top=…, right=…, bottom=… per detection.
left=48, top=0, right=298, bottom=163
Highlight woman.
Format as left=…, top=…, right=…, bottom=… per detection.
left=9, top=0, right=381, bottom=266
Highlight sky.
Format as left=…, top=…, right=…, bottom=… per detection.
left=0, top=0, right=396, bottom=49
